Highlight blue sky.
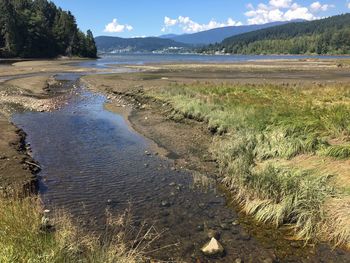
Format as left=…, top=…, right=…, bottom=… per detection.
left=51, top=0, right=350, bottom=37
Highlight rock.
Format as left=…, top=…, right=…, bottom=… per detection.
left=232, top=220, right=240, bottom=226
left=196, top=224, right=204, bottom=231
left=161, top=200, right=170, bottom=207
left=220, top=223, right=230, bottom=230
left=207, top=229, right=221, bottom=239
left=235, top=258, right=243, bottom=263
left=169, top=182, right=176, bottom=186
left=107, top=199, right=112, bottom=204
left=201, top=237, right=225, bottom=256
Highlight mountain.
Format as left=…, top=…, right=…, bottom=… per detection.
left=0, top=0, right=97, bottom=58
left=163, top=21, right=299, bottom=45
left=159, top=34, right=179, bottom=39
left=95, top=36, right=189, bottom=53
left=202, top=14, right=350, bottom=55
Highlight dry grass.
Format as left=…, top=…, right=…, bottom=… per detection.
left=0, top=195, right=146, bottom=263
left=149, top=81, right=350, bottom=247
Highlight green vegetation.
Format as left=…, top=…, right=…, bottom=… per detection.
left=0, top=0, right=97, bottom=58
left=150, top=82, right=350, bottom=246
left=0, top=195, right=144, bottom=263
left=201, top=14, right=350, bottom=55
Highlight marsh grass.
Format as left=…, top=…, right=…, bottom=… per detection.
left=0, top=196, right=145, bottom=263
left=149, top=82, right=350, bottom=246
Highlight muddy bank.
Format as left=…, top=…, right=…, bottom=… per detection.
left=0, top=72, right=74, bottom=193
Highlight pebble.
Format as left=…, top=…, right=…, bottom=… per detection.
left=232, top=220, right=240, bottom=226
left=207, top=229, right=221, bottom=240
left=196, top=224, right=204, bottom=231
left=220, top=223, right=230, bottom=230
left=201, top=237, right=225, bottom=257
left=161, top=200, right=171, bottom=207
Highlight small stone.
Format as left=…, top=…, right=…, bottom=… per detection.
left=232, top=220, right=240, bottom=226
left=144, top=163, right=149, bottom=168
left=207, top=229, right=221, bottom=239
left=201, top=237, right=225, bottom=257
left=196, top=224, right=204, bottom=231
left=220, top=223, right=230, bottom=230
left=169, top=182, right=176, bottom=186
left=43, top=209, right=51, bottom=214
left=161, top=200, right=170, bottom=207
left=235, top=258, right=243, bottom=263
left=198, top=202, right=206, bottom=209
left=107, top=199, right=112, bottom=204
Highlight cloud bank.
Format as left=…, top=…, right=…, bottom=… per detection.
left=104, top=19, right=133, bottom=33
left=161, top=16, right=242, bottom=33
left=245, top=1, right=334, bottom=25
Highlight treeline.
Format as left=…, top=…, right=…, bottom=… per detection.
left=201, top=14, right=350, bottom=55
left=0, top=0, right=97, bottom=58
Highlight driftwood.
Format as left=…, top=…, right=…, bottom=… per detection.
left=25, top=160, right=41, bottom=169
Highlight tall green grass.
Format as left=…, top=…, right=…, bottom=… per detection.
left=150, top=82, right=350, bottom=246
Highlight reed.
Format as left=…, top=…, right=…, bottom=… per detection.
left=149, top=81, right=350, bottom=246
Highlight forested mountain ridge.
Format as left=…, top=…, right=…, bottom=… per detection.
left=95, top=36, right=189, bottom=53
left=0, top=0, right=97, bottom=58
left=163, top=21, right=300, bottom=45
left=201, top=14, right=350, bottom=55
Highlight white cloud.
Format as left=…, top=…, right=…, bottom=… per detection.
left=310, top=1, right=333, bottom=12
left=269, top=0, right=292, bottom=8
left=348, top=2, right=350, bottom=9
left=245, top=1, right=332, bottom=24
left=104, top=19, right=133, bottom=33
left=161, top=16, right=242, bottom=33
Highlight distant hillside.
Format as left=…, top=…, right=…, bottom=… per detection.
left=202, top=14, right=350, bottom=55
left=163, top=21, right=297, bottom=45
left=95, top=36, right=189, bottom=53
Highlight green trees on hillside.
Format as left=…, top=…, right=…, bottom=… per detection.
left=0, top=0, right=97, bottom=58
left=201, top=14, right=350, bottom=55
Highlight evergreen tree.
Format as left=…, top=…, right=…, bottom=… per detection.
left=0, top=0, right=97, bottom=58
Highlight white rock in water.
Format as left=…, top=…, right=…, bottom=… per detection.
left=201, top=237, right=224, bottom=256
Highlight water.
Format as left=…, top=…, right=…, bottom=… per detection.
left=12, top=75, right=350, bottom=262
left=74, top=53, right=349, bottom=69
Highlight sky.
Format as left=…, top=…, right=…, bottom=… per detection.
left=51, top=0, right=350, bottom=38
